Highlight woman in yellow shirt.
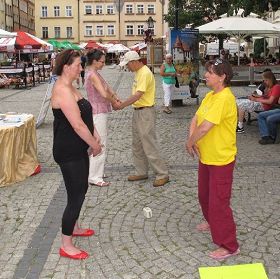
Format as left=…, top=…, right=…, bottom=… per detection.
left=186, top=58, right=239, bottom=260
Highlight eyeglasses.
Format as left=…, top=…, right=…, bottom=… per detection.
left=214, top=58, right=223, bottom=66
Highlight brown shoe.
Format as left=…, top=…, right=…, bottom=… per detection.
left=153, top=176, right=169, bottom=187
left=128, top=175, right=148, bottom=181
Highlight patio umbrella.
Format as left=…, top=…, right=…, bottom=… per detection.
left=198, top=17, right=280, bottom=65
left=84, top=40, right=105, bottom=50
left=107, top=44, right=130, bottom=53
left=28, top=34, right=53, bottom=52
left=0, top=29, right=16, bottom=38
left=60, top=41, right=81, bottom=50
left=0, top=31, right=42, bottom=52
left=48, top=39, right=63, bottom=49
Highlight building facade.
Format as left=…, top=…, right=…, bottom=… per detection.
left=0, top=0, right=35, bottom=33
left=35, top=0, right=166, bottom=47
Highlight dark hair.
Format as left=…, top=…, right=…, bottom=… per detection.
left=205, top=58, right=233, bottom=86
left=53, top=49, right=80, bottom=76
left=263, top=70, right=277, bottom=86
left=86, top=49, right=105, bottom=66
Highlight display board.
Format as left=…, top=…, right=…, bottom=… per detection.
left=36, top=75, right=57, bottom=128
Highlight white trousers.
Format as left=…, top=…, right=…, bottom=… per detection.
left=162, top=82, right=174, bottom=107
left=88, top=113, right=108, bottom=184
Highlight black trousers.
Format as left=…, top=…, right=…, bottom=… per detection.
left=59, top=155, right=89, bottom=236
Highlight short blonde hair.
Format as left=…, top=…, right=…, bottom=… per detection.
left=165, top=53, right=173, bottom=59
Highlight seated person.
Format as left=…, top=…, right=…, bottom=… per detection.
left=258, top=97, right=280, bottom=144
left=252, top=68, right=272, bottom=97
left=236, top=71, right=280, bottom=133
left=0, top=73, right=11, bottom=87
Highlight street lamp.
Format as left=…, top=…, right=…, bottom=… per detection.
left=144, top=16, right=155, bottom=43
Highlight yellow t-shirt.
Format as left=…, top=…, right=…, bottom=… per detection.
left=132, top=65, right=155, bottom=108
left=196, top=87, right=237, bottom=165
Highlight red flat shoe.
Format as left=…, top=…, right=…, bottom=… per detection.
left=59, top=248, right=89, bottom=260
left=72, top=228, right=95, bottom=237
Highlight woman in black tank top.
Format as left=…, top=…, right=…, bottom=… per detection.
left=51, top=50, right=102, bottom=260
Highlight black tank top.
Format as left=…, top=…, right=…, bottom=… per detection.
left=52, top=98, right=93, bottom=163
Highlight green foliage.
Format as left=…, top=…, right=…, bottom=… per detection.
left=164, top=0, right=280, bottom=28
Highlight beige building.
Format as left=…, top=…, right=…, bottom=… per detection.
left=0, top=0, right=35, bottom=33
left=35, top=0, right=167, bottom=47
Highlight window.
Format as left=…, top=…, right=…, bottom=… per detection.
left=85, top=5, right=92, bottom=15
left=107, top=25, right=115, bottom=35
left=137, top=4, right=144, bottom=14
left=126, top=4, right=133, bottom=14
left=126, top=25, right=133, bottom=35
left=41, top=6, right=47, bottom=17
left=137, top=25, right=144, bottom=35
left=107, top=5, right=114, bottom=14
left=96, top=5, right=103, bottom=14
left=66, top=27, right=72, bottom=38
left=96, top=25, right=104, bottom=36
left=54, top=27, right=60, bottom=38
left=66, top=6, right=72, bottom=17
left=147, top=4, right=155, bottom=14
left=42, top=27, right=48, bottom=39
left=54, top=6, right=60, bottom=17
left=85, top=25, right=93, bottom=36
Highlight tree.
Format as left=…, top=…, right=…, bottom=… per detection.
left=164, top=0, right=280, bottom=28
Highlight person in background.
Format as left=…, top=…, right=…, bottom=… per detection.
left=160, top=53, right=178, bottom=114
left=118, top=51, right=169, bottom=187
left=51, top=49, right=102, bottom=260
left=186, top=58, right=240, bottom=260
left=258, top=97, right=280, bottom=144
left=85, top=49, right=121, bottom=187
left=236, top=71, right=280, bottom=133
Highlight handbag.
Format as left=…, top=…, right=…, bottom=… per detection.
left=175, top=76, right=179, bottom=88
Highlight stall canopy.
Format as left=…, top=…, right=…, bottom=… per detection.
left=84, top=40, right=105, bottom=50
left=198, top=16, right=280, bottom=65
left=48, top=40, right=81, bottom=50
left=107, top=43, right=130, bottom=53
left=0, top=29, right=16, bottom=38
left=0, top=31, right=43, bottom=52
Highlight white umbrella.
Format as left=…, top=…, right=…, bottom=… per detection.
left=0, top=29, right=16, bottom=38
left=198, top=16, right=280, bottom=65
left=107, top=44, right=130, bottom=53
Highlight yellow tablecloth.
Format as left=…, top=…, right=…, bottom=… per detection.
left=0, top=115, right=39, bottom=187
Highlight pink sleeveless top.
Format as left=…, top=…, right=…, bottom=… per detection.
left=85, top=69, right=112, bottom=114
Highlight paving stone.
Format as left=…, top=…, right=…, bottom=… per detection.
left=0, top=67, right=279, bottom=279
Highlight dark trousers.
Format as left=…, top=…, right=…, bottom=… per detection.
left=59, top=155, right=89, bottom=236
left=198, top=160, right=239, bottom=252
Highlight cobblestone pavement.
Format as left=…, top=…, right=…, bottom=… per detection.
left=0, top=67, right=279, bottom=279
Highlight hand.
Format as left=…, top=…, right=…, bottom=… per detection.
left=186, top=139, right=200, bottom=158
left=112, top=99, right=123, bottom=110
left=88, top=142, right=102, bottom=157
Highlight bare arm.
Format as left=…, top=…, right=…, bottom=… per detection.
left=90, top=73, right=116, bottom=103
left=119, top=91, right=143, bottom=109
left=186, top=119, right=214, bottom=158
left=249, top=94, right=278, bottom=105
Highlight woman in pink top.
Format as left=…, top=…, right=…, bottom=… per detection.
left=85, top=49, right=121, bottom=186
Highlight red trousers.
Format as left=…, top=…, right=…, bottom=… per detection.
left=198, top=160, right=239, bottom=253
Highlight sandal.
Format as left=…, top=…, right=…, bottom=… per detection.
left=196, top=222, right=210, bottom=232
left=90, top=181, right=110, bottom=187
left=163, top=108, right=172, bottom=114
left=209, top=247, right=240, bottom=261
